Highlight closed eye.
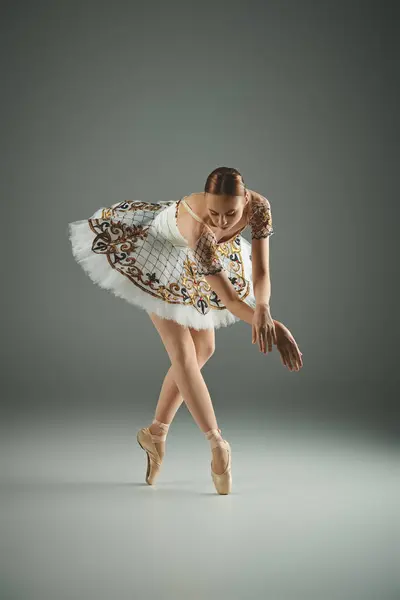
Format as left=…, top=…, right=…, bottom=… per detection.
left=210, top=211, right=236, bottom=216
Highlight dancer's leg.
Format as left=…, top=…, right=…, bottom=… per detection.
left=148, top=313, right=227, bottom=473
left=151, top=325, right=215, bottom=426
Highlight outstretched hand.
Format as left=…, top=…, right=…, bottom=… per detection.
left=274, top=321, right=303, bottom=371
left=251, top=304, right=277, bottom=353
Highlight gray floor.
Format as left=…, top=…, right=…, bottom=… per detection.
left=1, top=414, right=399, bottom=600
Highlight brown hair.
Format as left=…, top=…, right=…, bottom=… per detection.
left=204, top=167, right=246, bottom=197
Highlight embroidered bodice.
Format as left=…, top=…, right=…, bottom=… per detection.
left=108, top=194, right=274, bottom=278
left=178, top=194, right=274, bottom=276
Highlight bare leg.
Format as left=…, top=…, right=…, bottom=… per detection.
left=149, top=318, right=296, bottom=430
left=148, top=326, right=214, bottom=458
left=151, top=325, right=215, bottom=425
left=148, top=313, right=227, bottom=474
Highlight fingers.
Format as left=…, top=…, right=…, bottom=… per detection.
left=289, top=347, right=303, bottom=371
left=252, top=326, right=266, bottom=353
left=296, top=350, right=303, bottom=369
left=259, top=329, right=267, bottom=354
left=270, top=321, right=277, bottom=349
left=253, top=325, right=278, bottom=355
left=266, top=327, right=273, bottom=353
left=279, top=347, right=303, bottom=371
left=258, top=326, right=273, bottom=354
left=268, top=324, right=276, bottom=352
left=254, top=320, right=304, bottom=371
left=260, top=328, right=266, bottom=353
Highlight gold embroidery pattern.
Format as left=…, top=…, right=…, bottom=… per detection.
left=249, top=195, right=274, bottom=239
left=88, top=200, right=251, bottom=316
left=191, top=227, right=224, bottom=276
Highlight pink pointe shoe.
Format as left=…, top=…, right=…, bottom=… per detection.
left=137, top=424, right=167, bottom=485
left=206, top=429, right=232, bottom=495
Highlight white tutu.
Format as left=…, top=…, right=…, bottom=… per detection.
left=68, top=197, right=259, bottom=330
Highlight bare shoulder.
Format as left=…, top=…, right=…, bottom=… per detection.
left=176, top=195, right=205, bottom=247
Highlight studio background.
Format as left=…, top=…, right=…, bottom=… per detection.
left=1, top=1, right=398, bottom=600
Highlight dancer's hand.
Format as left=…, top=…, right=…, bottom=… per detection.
left=252, top=303, right=277, bottom=353
left=274, top=321, right=303, bottom=371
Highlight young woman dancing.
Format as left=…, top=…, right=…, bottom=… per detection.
left=68, top=166, right=303, bottom=495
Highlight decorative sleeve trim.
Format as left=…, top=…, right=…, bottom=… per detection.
left=248, top=195, right=274, bottom=239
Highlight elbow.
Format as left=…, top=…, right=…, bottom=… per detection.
left=253, top=269, right=270, bottom=281
left=224, top=296, right=241, bottom=314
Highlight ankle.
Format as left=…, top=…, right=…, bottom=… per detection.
left=205, top=428, right=225, bottom=450
left=149, top=419, right=170, bottom=442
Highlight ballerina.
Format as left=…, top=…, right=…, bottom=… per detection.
left=68, top=166, right=302, bottom=495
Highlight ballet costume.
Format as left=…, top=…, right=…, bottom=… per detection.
left=68, top=194, right=274, bottom=492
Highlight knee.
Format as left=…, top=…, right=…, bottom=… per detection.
left=196, top=341, right=215, bottom=365
left=170, top=345, right=197, bottom=367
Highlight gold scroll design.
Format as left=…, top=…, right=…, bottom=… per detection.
left=180, top=236, right=251, bottom=315
left=89, top=206, right=251, bottom=313
left=89, top=200, right=170, bottom=264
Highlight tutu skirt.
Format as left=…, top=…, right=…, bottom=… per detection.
left=68, top=200, right=256, bottom=330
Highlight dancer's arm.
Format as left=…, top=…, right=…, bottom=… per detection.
left=220, top=298, right=284, bottom=341
left=207, top=292, right=302, bottom=370
left=191, top=220, right=302, bottom=368
left=247, top=193, right=276, bottom=350
left=206, top=291, right=277, bottom=338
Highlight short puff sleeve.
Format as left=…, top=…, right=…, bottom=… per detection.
left=190, top=225, right=224, bottom=277
left=248, top=195, right=274, bottom=239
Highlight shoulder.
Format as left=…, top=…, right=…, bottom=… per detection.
left=248, top=193, right=274, bottom=239
left=249, top=193, right=271, bottom=215
left=184, top=219, right=209, bottom=250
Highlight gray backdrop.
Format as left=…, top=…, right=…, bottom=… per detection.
left=1, top=1, right=398, bottom=600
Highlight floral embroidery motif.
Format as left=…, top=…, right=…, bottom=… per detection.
left=87, top=200, right=251, bottom=316
left=248, top=195, right=274, bottom=239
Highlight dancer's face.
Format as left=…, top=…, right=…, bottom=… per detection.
left=205, top=191, right=250, bottom=230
